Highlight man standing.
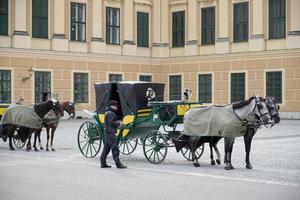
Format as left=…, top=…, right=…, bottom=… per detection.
left=100, top=100, right=127, bottom=169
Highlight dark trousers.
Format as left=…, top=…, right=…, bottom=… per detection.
left=100, top=133, right=121, bottom=166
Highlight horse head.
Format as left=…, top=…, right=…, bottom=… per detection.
left=266, top=96, right=280, bottom=125
left=49, top=98, right=62, bottom=115
left=253, top=96, right=271, bottom=125
left=65, top=101, right=76, bottom=119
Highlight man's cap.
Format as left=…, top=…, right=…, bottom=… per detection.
left=109, top=100, right=118, bottom=106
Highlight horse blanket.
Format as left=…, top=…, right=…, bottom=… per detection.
left=183, top=105, right=247, bottom=138
left=0, top=105, right=43, bottom=129
left=43, top=110, right=62, bottom=127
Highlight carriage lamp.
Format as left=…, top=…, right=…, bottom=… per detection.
left=146, top=88, right=156, bottom=106
left=22, top=67, right=34, bottom=81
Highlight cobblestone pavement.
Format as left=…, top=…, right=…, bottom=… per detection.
left=0, top=119, right=299, bottom=200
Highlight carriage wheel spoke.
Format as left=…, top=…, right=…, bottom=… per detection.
left=145, top=147, right=154, bottom=153
left=91, top=143, right=97, bottom=153
left=148, top=149, right=155, bottom=159
left=85, top=143, right=90, bottom=156
left=158, top=150, right=164, bottom=158
left=79, top=139, right=88, bottom=143
left=128, top=141, right=134, bottom=149
left=81, top=141, right=89, bottom=151
left=183, top=148, right=188, bottom=155
left=156, top=152, right=160, bottom=162
left=90, top=144, right=93, bottom=157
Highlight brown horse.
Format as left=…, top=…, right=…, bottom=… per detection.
left=33, top=101, right=75, bottom=151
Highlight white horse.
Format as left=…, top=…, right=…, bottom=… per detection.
left=182, top=96, right=271, bottom=169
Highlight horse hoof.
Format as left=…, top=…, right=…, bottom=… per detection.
left=40, top=147, right=44, bottom=150
left=211, top=160, right=216, bottom=165
left=26, top=148, right=31, bottom=152
left=193, top=162, right=200, bottom=167
left=216, top=159, right=221, bottom=165
left=34, top=148, right=39, bottom=152
left=246, top=164, right=253, bottom=169
left=9, top=147, right=15, bottom=151
left=51, top=148, right=56, bottom=152
left=225, top=164, right=234, bottom=170
left=46, top=148, right=49, bottom=151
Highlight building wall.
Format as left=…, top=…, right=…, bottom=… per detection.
left=0, top=0, right=300, bottom=117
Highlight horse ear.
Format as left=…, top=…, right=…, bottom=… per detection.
left=50, top=97, right=57, bottom=105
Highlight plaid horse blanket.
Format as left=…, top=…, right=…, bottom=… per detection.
left=43, top=110, right=62, bottom=127
left=0, top=105, right=43, bottom=129
left=183, top=105, right=247, bottom=138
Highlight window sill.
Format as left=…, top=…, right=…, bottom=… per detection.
left=32, top=37, right=48, bottom=40
left=70, top=40, right=87, bottom=43
left=232, top=40, right=248, bottom=43
left=268, top=37, right=286, bottom=40
left=106, top=43, right=120, bottom=46
left=137, top=46, right=149, bottom=48
left=199, top=43, right=215, bottom=46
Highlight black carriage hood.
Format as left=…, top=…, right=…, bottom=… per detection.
left=94, top=81, right=165, bottom=115
left=95, top=82, right=113, bottom=113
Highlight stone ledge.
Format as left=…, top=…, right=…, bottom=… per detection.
left=279, top=112, right=300, bottom=120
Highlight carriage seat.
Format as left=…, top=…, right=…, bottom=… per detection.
left=176, top=104, right=202, bottom=116
left=98, top=113, right=135, bottom=138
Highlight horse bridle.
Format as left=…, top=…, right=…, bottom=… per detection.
left=65, top=103, right=75, bottom=118
left=253, top=97, right=270, bottom=125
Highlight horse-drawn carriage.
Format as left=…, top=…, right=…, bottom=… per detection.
left=77, top=81, right=205, bottom=164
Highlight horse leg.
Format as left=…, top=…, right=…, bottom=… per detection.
left=46, top=126, right=50, bottom=151
left=33, top=130, right=39, bottom=151
left=50, top=127, right=56, bottom=151
left=209, top=139, right=216, bottom=165
left=9, top=135, right=14, bottom=151
left=191, top=138, right=200, bottom=167
left=38, top=130, right=43, bottom=150
left=228, top=138, right=235, bottom=170
left=213, top=139, right=221, bottom=165
left=26, top=132, right=32, bottom=151
left=244, top=129, right=255, bottom=169
left=224, top=137, right=234, bottom=170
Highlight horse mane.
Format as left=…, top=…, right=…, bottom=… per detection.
left=232, top=96, right=256, bottom=109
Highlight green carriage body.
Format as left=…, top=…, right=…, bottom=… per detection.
left=77, top=81, right=205, bottom=162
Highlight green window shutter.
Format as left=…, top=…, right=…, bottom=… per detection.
left=74, top=73, right=88, bottom=103
left=0, top=0, right=8, bottom=35
left=169, top=75, right=182, bottom=101
left=233, top=2, right=248, bottom=42
left=269, top=0, right=286, bottom=39
left=0, top=70, right=11, bottom=103
left=266, top=71, right=282, bottom=103
left=231, top=73, right=245, bottom=103
left=172, top=11, right=185, bottom=47
left=139, top=75, right=152, bottom=82
left=32, top=0, right=48, bottom=39
left=201, top=7, right=215, bottom=45
left=198, top=74, right=212, bottom=103
left=35, top=71, right=51, bottom=103
left=109, top=74, right=122, bottom=82
left=137, top=12, right=149, bottom=47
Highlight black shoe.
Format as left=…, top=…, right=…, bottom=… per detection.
left=116, top=163, right=127, bottom=169
left=101, top=164, right=112, bottom=168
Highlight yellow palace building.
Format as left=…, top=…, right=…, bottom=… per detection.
left=0, top=0, right=299, bottom=118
